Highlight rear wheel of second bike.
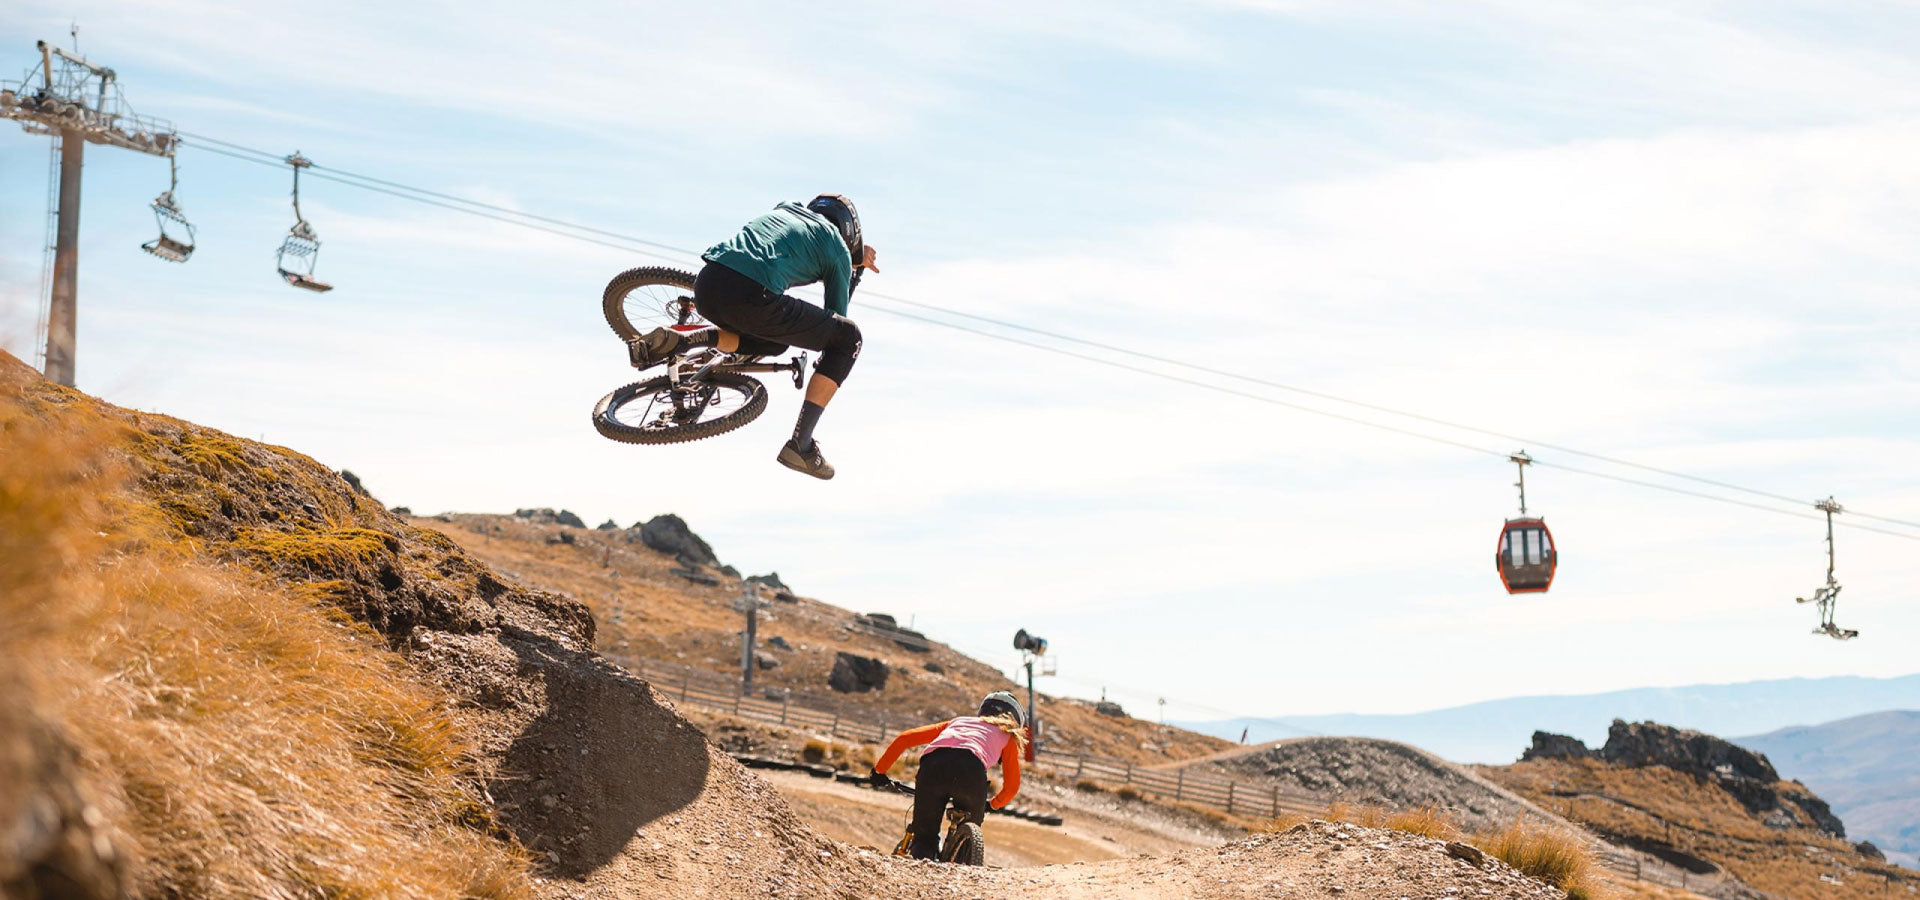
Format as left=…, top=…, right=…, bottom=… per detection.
left=942, top=822, right=984, bottom=866
left=592, top=371, right=767, bottom=444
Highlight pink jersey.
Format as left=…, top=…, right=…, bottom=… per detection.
left=926, top=716, right=1012, bottom=769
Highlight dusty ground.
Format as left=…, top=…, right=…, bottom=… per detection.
left=760, top=768, right=1238, bottom=869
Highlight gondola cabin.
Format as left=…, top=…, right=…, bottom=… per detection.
left=1497, top=517, right=1556, bottom=594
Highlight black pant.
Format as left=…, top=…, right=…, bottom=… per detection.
left=693, top=262, right=863, bottom=383
left=909, top=747, right=989, bottom=860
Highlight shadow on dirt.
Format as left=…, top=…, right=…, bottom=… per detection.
left=495, top=629, right=711, bottom=876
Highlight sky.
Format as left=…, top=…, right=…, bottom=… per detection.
left=3, top=1, right=1917, bottom=728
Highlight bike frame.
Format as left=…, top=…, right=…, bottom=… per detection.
left=665, top=350, right=807, bottom=391
left=879, top=778, right=978, bottom=864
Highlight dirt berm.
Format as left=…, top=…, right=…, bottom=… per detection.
left=0, top=353, right=1583, bottom=899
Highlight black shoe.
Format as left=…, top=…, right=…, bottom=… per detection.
left=777, top=439, right=835, bottom=480
left=627, top=326, right=712, bottom=368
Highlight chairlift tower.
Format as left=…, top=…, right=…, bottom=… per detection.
left=2, top=37, right=179, bottom=387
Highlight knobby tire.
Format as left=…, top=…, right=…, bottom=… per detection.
left=944, top=822, right=984, bottom=866
left=603, top=266, right=698, bottom=340
left=591, top=372, right=767, bottom=444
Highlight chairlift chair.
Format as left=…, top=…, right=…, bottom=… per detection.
left=140, top=146, right=195, bottom=262
left=276, top=152, right=334, bottom=292
left=1496, top=452, right=1557, bottom=594
left=1796, top=498, right=1857, bottom=640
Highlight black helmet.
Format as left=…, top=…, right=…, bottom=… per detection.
left=806, top=194, right=863, bottom=262
left=979, top=691, right=1026, bottom=728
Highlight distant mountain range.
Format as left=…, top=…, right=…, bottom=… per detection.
left=1737, top=710, right=1920, bottom=868
left=1178, top=672, right=1920, bottom=764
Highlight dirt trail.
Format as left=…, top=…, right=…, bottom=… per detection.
left=760, top=769, right=1227, bottom=868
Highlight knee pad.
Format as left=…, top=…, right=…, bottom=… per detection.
left=816, top=317, right=862, bottom=383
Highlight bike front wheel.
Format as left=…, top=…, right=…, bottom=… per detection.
left=603, top=266, right=702, bottom=340
left=592, top=371, right=767, bottom=444
left=942, top=822, right=984, bottom=866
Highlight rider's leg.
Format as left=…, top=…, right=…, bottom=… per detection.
left=787, top=316, right=860, bottom=454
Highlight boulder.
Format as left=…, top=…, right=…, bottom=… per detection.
left=339, top=469, right=372, bottom=497
left=1520, top=731, right=1593, bottom=762
left=1600, top=720, right=1778, bottom=781
left=746, top=572, right=789, bottom=591
left=595, top=519, right=619, bottom=531
left=633, top=514, right=719, bottom=567
left=766, top=636, right=793, bottom=651
left=754, top=652, right=780, bottom=671
left=828, top=653, right=888, bottom=694
left=390, top=506, right=412, bottom=515
left=1094, top=700, right=1127, bottom=718
left=554, top=509, right=586, bottom=529
left=922, top=661, right=944, bottom=674
left=1857, top=840, right=1885, bottom=861
left=546, top=532, right=575, bottom=546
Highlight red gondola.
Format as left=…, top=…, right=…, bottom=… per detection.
left=1498, top=517, right=1556, bottom=594
left=1497, top=452, right=1556, bottom=594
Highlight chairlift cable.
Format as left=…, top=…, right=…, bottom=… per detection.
left=173, top=134, right=1920, bottom=538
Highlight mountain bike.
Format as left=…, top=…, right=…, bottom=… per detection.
left=872, top=774, right=985, bottom=866
left=592, top=266, right=808, bottom=444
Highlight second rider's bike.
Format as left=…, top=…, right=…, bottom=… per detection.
left=871, top=773, right=985, bottom=866
left=592, top=266, right=808, bottom=444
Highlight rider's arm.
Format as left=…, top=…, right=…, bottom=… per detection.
left=874, top=720, right=949, bottom=775
left=990, top=741, right=1022, bottom=809
left=821, top=232, right=854, bottom=316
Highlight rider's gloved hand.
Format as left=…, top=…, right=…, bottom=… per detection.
left=867, top=769, right=890, bottom=788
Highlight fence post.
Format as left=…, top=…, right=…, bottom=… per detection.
left=1270, top=786, right=1278, bottom=818
left=733, top=689, right=743, bottom=714
left=1074, top=754, right=1086, bottom=781
left=1175, top=768, right=1185, bottom=801
left=679, top=672, right=690, bottom=703
left=879, top=715, right=888, bottom=743
left=779, top=692, right=790, bottom=725
left=1125, top=762, right=1134, bottom=785
left=1226, top=781, right=1235, bottom=815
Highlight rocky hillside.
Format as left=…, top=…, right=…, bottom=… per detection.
left=1738, top=710, right=1920, bottom=868
left=415, top=509, right=1232, bottom=767
left=1165, top=736, right=1559, bottom=834
left=5, top=351, right=1611, bottom=899
left=1482, top=719, right=1915, bottom=899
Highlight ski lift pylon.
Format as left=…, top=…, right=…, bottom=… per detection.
left=140, top=142, right=195, bottom=262
left=276, top=151, right=333, bottom=292
left=1796, top=497, right=1857, bottom=640
left=1497, top=451, right=1557, bottom=594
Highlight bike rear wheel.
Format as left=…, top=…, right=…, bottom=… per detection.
left=603, top=266, right=702, bottom=340
left=941, top=822, right=984, bottom=866
left=592, top=370, right=767, bottom=444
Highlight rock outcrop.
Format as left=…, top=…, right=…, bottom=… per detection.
left=1520, top=731, right=1593, bottom=761
left=1600, top=720, right=1845, bottom=836
left=828, top=652, right=888, bottom=693
left=632, top=515, right=719, bottom=567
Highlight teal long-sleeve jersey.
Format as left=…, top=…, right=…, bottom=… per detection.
left=701, top=202, right=855, bottom=316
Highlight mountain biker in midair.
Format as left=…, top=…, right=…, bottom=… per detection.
left=870, top=691, right=1028, bottom=860
left=628, top=195, right=876, bottom=480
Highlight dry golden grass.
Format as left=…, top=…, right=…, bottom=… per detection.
left=2, top=384, right=532, bottom=899
left=1264, top=803, right=1601, bottom=897
left=1270, top=801, right=1460, bottom=840
left=1476, top=819, right=1605, bottom=900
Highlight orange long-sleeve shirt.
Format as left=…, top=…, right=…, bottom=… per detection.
left=874, top=719, right=1023, bottom=809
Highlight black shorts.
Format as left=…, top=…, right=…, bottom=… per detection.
left=694, top=262, right=838, bottom=355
